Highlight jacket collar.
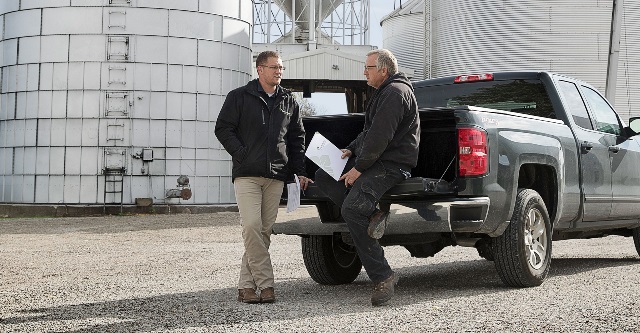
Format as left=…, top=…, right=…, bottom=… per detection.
left=246, top=79, right=288, bottom=98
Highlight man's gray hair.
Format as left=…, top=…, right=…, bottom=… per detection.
left=367, top=49, right=398, bottom=75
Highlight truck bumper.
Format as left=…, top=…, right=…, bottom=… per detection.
left=273, top=197, right=490, bottom=236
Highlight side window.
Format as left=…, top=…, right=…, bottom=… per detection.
left=558, top=80, right=593, bottom=129
left=581, top=87, right=622, bottom=135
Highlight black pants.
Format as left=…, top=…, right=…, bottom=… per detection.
left=315, top=159, right=408, bottom=283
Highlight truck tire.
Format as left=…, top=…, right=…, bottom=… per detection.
left=494, top=188, right=551, bottom=287
left=633, top=227, right=640, bottom=256
left=302, top=234, right=362, bottom=285
left=316, top=202, right=343, bottom=222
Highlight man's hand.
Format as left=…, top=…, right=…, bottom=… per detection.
left=297, top=175, right=313, bottom=191
left=340, top=149, right=352, bottom=159
left=339, top=167, right=362, bottom=187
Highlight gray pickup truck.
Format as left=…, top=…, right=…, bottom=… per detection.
left=274, top=71, right=640, bottom=287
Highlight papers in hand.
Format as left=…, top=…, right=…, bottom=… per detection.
left=305, top=132, right=348, bottom=181
left=287, top=175, right=300, bottom=213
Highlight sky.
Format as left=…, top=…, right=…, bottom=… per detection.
left=306, top=0, right=397, bottom=115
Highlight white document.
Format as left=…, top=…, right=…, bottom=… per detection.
left=305, top=132, right=348, bottom=181
left=286, top=174, right=300, bottom=213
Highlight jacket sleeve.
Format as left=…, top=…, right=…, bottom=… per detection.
left=354, top=86, right=405, bottom=172
left=215, top=90, right=246, bottom=159
left=346, top=129, right=366, bottom=155
left=286, top=96, right=307, bottom=177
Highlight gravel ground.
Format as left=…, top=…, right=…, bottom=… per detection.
left=1, top=205, right=639, bottom=333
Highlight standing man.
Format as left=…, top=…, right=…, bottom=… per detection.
left=315, top=49, right=420, bottom=306
left=215, top=51, right=312, bottom=304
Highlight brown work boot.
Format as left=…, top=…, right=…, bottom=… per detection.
left=237, top=288, right=260, bottom=304
left=368, top=209, right=390, bottom=239
left=260, top=287, right=276, bottom=303
left=371, top=272, right=398, bottom=306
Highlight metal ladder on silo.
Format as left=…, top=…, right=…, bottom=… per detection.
left=103, top=167, right=125, bottom=214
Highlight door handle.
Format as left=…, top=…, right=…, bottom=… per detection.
left=580, top=142, right=593, bottom=154
left=608, top=146, right=621, bottom=153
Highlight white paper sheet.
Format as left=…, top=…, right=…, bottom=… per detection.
left=305, top=132, right=348, bottom=181
left=286, top=174, right=300, bottom=213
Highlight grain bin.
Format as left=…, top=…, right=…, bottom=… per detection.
left=0, top=0, right=252, bottom=207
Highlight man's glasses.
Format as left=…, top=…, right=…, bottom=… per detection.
left=261, top=65, right=286, bottom=71
left=364, top=65, right=378, bottom=71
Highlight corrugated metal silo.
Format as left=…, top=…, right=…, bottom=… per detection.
left=0, top=0, right=252, bottom=207
left=614, top=1, right=640, bottom=122
left=430, top=1, right=613, bottom=86
left=381, top=1, right=640, bottom=123
left=381, top=0, right=425, bottom=80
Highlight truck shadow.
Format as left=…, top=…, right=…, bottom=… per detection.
left=2, top=257, right=637, bottom=332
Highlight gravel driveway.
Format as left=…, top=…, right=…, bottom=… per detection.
left=1, top=205, right=639, bottom=332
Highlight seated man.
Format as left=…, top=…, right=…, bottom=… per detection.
left=314, top=49, right=420, bottom=306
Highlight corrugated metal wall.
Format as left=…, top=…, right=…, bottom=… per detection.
left=381, top=1, right=640, bottom=123
left=614, top=0, right=640, bottom=122
left=381, top=0, right=425, bottom=80
left=424, top=0, right=639, bottom=123
left=0, top=0, right=252, bottom=205
left=431, top=1, right=611, bottom=85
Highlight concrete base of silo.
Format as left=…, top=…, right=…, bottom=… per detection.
left=0, top=204, right=239, bottom=218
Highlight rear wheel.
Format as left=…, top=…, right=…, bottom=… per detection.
left=633, top=228, right=640, bottom=257
left=302, top=234, right=362, bottom=285
left=494, top=189, right=552, bottom=287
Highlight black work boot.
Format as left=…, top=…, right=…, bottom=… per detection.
left=371, top=272, right=398, bottom=306
left=368, top=208, right=390, bottom=239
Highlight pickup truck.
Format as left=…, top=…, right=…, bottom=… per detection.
left=274, top=71, right=640, bottom=288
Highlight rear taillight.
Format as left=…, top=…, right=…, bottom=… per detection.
left=458, top=128, right=488, bottom=176
left=454, top=73, right=494, bottom=83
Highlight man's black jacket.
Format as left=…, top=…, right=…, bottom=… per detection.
left=215, top=79, right=306, bottom=182
left=347, top=72, right=420, bottom=172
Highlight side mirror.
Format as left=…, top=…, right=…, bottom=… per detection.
left=629, top=117, right=640, bottom=135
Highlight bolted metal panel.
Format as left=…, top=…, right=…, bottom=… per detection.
left=72, top=0, right=103, bottom=6
left=197, top=41, right=222, bottom=68
left=138, top=0, right=198, bottom=11
left=49, top=147, right=66, bottom=174
left=18, top=37, right=41, bottom=64
left=167, top=38, right=198, bottom=66
left=0, top=1, right=19, bottom=15
left=65, top=147, right=82, bottom=174
left=169, top=11, right=222, bottom=40
left=135, top=36, right=168, bottom=64
left=64, top=175, right=81, bottom=203
left=80, top=147, right=99, bottom=175
left=22, top=0, right=72, bottom=10
left=48, top=176, right=64, bottom=202
left=23, top=147, right=37, bottom=174
left=4, top=10, right=41, bottom=39
left=3, top=39, right=18, bottom=67
left=42, top=7, right=103, bottom=35
left=80, top=175, right=98, bottom=203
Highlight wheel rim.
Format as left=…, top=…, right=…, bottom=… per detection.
left=332, top=236, right=359, bottom=268
left=524, top=208, right=547, bottom=270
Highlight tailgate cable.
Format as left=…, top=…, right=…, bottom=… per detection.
left=437, top=155, right=456, bottom=186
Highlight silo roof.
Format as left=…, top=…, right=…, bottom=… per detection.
left=380, top=0, right=424, bottom=26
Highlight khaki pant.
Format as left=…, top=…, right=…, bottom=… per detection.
left=234, top=177, right=284, bottom=290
